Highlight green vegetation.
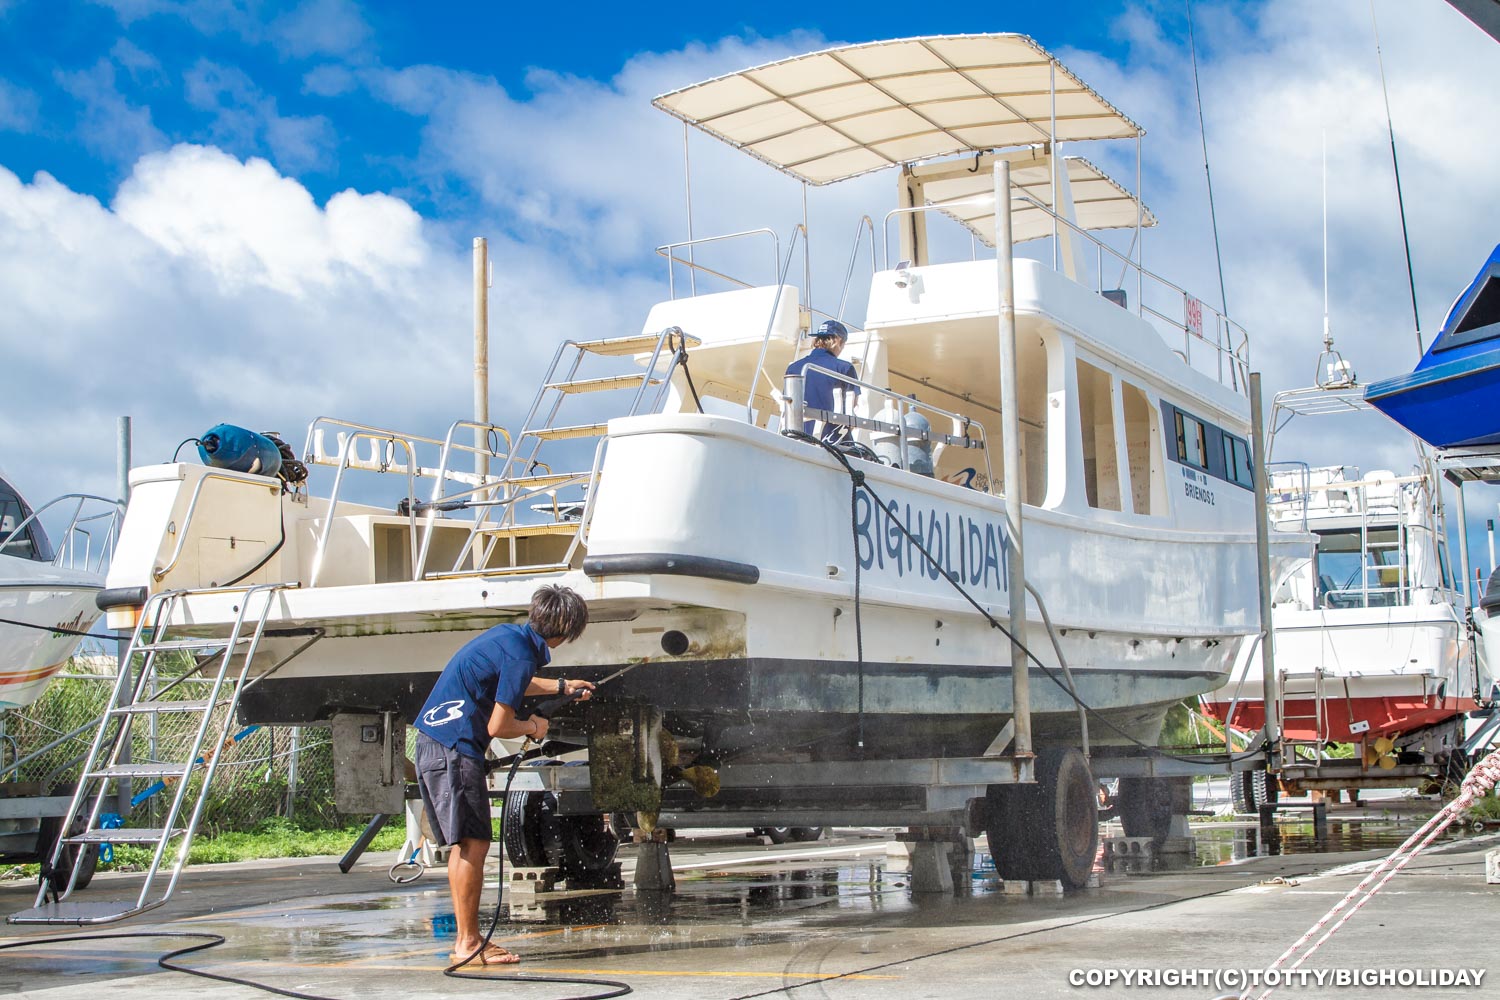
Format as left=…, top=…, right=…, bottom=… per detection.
left=1465, top=793, right=1500, bottom=822
left=107, top=816, right=406, bottom=868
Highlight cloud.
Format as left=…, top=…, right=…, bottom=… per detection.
left=0, top=144, right=661, bottom=506
left=92, top=0, right=374, bottom=60
left=269, top=0, right=371, bottom=60
left=0, top=78, right=38, bottom=131
left=55, top=59, right=166, bottom=164
left=184, top=59, right=335, bottom=172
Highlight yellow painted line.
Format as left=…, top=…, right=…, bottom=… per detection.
left=209, top=961, right=897, bottom=980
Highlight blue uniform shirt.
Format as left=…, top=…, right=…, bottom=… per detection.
left=785, top=347, right=859, bottom=439
left=415, top=623, right=551, bottom=759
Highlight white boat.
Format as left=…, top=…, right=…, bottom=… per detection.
left=43, top=36, right=1296, bottom=913
left=1201, top=385, right=1484, bottom=785
left=0, top=469, right=120, bottom=711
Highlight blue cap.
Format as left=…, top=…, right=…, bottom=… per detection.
left=814, top=319, right=848, bottom=341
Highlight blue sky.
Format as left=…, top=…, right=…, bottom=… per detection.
left=2, top=0, right=1499, bottom=572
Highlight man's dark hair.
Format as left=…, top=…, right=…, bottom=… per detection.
left=528, top=584, right=588, bottom=642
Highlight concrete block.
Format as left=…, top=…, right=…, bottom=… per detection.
left=1487, top=849, right=1500, bottom=885
left=907, top=841, right=955, bottom=894
left=634, top=841, right=675, bottom=892
left=1000, top=879, right=1030, bottom=895
left=1031, top=879, right=1065, bottom=896
left=1159, top=837, right=1196, bottom=856
left=507, top=867, right=560, bottom=895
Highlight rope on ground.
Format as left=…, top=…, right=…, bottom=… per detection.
left=1246, top=746, right=1500, bottom=1000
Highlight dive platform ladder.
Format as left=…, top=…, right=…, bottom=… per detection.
left=1277, top=668, right=1332, bottom=759
left=9, top=584, right=286, bottom=925
left=439, top=327, right=699, bottom=578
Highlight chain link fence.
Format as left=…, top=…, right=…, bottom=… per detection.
left=1, top=650, right=375, bottom=837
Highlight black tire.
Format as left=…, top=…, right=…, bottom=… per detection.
left=1232, top=769, right=1277, bottom=812
left=986, top=747, right=1098, bottom=890
left=757, top=826, right=792, bottom=844
left=553, top=811, right=619, bottom=881
left=502, top=789, right=618, bottom=880
left=502, top=788, right=549, bottom=867
left=35, top=816, right=96, bottom=893
left=788, top=827, right=824, bottom=842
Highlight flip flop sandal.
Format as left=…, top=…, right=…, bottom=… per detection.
left=450, top=943, right=520, bottom=966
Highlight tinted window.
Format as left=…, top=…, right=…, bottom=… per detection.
left=1222, top=435, right=1254, bottom=488
left=0, top=485, right=44, bottom=562
left=1175, top=411, right=1207, bottom=469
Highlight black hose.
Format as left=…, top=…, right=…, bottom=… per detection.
left=442, top=747, right=632, bottom=999
left=784, top=429, right=1262, bottom=765
left=0, top=744, right=631, bottom=1000
left=171, top=438, right=201, bottom=462
left=219, top=510, right=286, bottom=588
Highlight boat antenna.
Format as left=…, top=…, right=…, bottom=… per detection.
left=1186, top=0, right=1229, bottom=317
left=1370, top=0, right=1423, bottom=356
left=1315, top=130, right=1355, bottom=389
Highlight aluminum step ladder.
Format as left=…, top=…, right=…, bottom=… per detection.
left=450, top=327, right=699, bottom=575
left=1277, top=668, right=1330, bottom=762
left=9, top=584, right=285, bottom=925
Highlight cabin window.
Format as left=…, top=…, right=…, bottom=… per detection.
left=1121, top=382, right=1160, bottom=515
left=0, top=487, right=44, bottom=562
left=1076, top=359, right=1121, bottom=511
left=1174, top=411, right=1208, bottom=469
left=1434, top=274, right=1500, bottom=352
left=1222, top=434, right=1254, bottom=489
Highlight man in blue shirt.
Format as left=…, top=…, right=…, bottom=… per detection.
left=414, top=584, right=593, bottom=967
left=785, top=319, right=860, bottom=441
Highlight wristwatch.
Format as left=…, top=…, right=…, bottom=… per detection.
left=558, top=678, right=567, bottom=696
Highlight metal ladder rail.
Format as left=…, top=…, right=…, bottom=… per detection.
left=453, top=329, right=687, bottom=575
left=1278, top=668, right=1329, bottom=761
left=14, top=585, right=283, bottom=923
left=147, top=583, right=283, bottom=909
left=22, top=590, right=179, bottom=910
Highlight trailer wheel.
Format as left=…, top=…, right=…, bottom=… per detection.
left=986, top=747, right=1098, bottom=890
left=1232, top=769, right=1277, bottom=812
left=789, top=827, right=824, bottom=842
left=35, top=816, right=97, bottom=893
left=502, top=789, right=617, bottom=880
left=755, top=826, right=792, bottom=844
left=502, top=789, right=549, bottom=867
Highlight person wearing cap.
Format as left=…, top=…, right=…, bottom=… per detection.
left=785, top=319, right=860, bottom=441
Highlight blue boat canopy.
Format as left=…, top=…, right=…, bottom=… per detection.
left=1366, top=243, right=1500, bottom=449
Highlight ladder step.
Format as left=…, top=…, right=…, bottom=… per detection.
left=426, top=562, right=572, bottom=581
left=139, top=637, right=248, bottom=652
left=67, top=827, right=183, bottom=845
left=526, top=423, right=609, bottom=441
left=8, top=900, right=163, bottom=926
left=503, top=471, right=589, bottom=491
left=575, top=332, right=700, bottom=357
left=477, top=522, right=580, bottom=539
left=546, top=374, right=661, bottom=394
left=89, top=763, right=191, bottom=779
left=110, top=700, right=215, bottom=715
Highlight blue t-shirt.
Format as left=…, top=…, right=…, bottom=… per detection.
left=785, top=347, right=859, bottom=439
left=415, top=623, right=551, bottom=759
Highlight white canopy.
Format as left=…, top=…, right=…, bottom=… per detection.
left=916, top=152, right=1156, bottom=245
left=653, top=34, right=1143, bottom=186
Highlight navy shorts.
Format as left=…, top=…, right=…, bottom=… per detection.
left=414, top=733, right=492, bottom=846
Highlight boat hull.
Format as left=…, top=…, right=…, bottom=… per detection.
left=1365, top=347, right=1500, bottom=449
left=0, top=557, right=103, bottom=711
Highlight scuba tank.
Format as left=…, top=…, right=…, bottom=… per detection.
left=197, top=424, right=284, bottom=478
left=903, top=405, right=935, bottom=476
left=872, top=398, right=903, bottom=466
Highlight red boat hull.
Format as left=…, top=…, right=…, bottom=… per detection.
left=1201, top=694, right=1476, bottom=742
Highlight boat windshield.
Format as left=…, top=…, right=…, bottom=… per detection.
left=0, top=478, right=52, bottom=563
left=1314, top=527, right=1405, bottom=609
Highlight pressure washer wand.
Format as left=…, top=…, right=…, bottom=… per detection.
left=486, top=660, right=647, bottom=772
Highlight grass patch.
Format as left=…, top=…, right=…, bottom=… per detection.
left=106, top=817, right=407, bottom=869
left=1466, top=793, right=1500, bottom=822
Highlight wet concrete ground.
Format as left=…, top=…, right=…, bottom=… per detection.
left=1, top=817, right=1495, bottom=999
